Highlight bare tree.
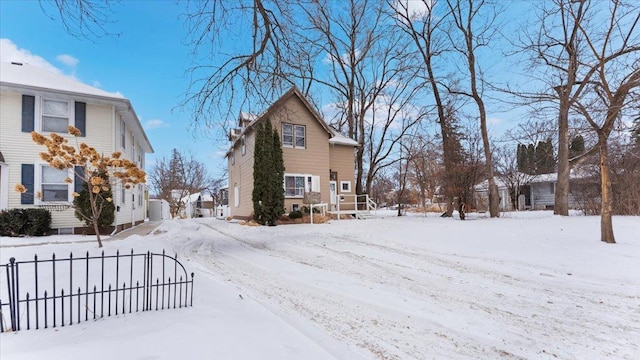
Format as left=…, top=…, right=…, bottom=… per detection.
left=297, top=0, right=426, bottom=196
left=39, top=0, right=120, bottom=40
left=393, top=0, right=464, bottom=216
left=443, top=0, right=502, bottom=218
left=569, top=0, right=639, bottom=242
left=406, top=133, right=442, bottom=210
left=148, top=148, right=213, bottom=218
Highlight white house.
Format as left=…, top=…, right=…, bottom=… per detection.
left=0, top=61, right=153, bottom=234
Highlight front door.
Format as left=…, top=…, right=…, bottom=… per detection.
left=329, top=181, right=337, bottom=210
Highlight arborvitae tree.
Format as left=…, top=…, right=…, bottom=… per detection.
left=526, top=144, right=535, bottom=174
left=252, top=121, right=268, bottom=223
left=535, top=139, right=555, bottom=174
left=74, top=170, right=115, bottom=230
left=516, top=144, right=529, bottom=173
left=252, top=119, right=284, bottom=225
left=270, top=125, right=285, bottom=224
left=569, top=135, right=585, bottom=159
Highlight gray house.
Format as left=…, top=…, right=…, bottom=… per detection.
left=475, top=171, right=588, bottom=211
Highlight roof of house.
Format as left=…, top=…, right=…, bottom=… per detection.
left=180, top=192, right=213, bottom=204
left=0, top=62, right=153, bottom=153
left=228, top=87, right=359, bottom=154
left=474, top=169, right=596, bottom=191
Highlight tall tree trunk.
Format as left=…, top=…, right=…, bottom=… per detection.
left=555, top=100, right=570, bottom=216
left=598, top=136, right=615, bottom=243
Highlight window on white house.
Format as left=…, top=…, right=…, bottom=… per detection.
left=340, top=181, right=351, bottom=193
left=550, top=182, right=555, bottom=194
left=137, top=146, right=143, bottom=167
left=121, top=119, right=126, bottom=149
left=121, top=186, right=126, bottom=204
left=285, top=175, right=306, bottom=198
left=138, top=184, right=143, bottom=206
left=131, top=136, right=136, bottom=160
left=42, top=99, right=69, bottom=133
left=41, top=166, right=69, bottom=202
left=241, top=135, right=246, bottom=155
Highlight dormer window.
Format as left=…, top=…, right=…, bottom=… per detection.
left=282, top=123, right=305, bottom=148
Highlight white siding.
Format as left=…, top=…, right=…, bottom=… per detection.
left=1, top=89, right=147, bottom=230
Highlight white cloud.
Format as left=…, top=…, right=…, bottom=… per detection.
left=56, top=54, right=79, bottom=67
left=144, top=119, right=169, bottom=130
left=488, top=117, right=502, bottom=125
left=393, top=0, right=433, bottom=22
left=0, top=38, right=61, bottom=73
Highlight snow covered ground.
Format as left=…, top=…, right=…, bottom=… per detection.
left=1, top=210, right=639, bottom=359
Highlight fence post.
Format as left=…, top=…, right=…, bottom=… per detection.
left=6, top=257, right=17, bottom=331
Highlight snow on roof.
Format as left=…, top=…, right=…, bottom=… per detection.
left=329, top=129, right=359, bottom=146
left=239, top=111, right=259, bottom=122
left=0, top=62, right=154, bottom=154
left=0, top=62, right=124, bottom=99
left=180, top=192, right=213, bottom=204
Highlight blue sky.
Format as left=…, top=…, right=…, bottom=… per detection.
left=1, top=0, right=540, bottom=182
left=0, top=1, right=228, bottom=178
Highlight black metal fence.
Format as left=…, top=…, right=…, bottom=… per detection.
left=0, top=250, right=194, bottom=332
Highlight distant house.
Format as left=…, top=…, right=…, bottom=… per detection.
left=0, top=62, right=153, bottom=234
left=179, top=192, right=214, bottom=218
left=226, top=87, right=361, bottom=219
left=475, top=171, right=589, bottom=211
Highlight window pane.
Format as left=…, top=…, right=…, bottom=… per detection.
left=43, top=100, right=68, bottom=116
left=285, top=176, right=305, bottom=197
left=295, top=125, right=305, bottom=147
left=42, top=167, right=67, bottom=183
left=282, top=124, right=293, bottom=146
left=42, top=184, right=68, bottom=201
left=43, top=116, right=69, bottom=133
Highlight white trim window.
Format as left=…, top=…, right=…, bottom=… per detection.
left=41, top=165, right=70, bottom=202
left=138, top=184, right=144, bottom=206
left=295, top=125, right=306, bottom=148
left=285, top=175, right=306, bottom=198
left=131, top=135, right=136, bottom=160
left=284, top=174, right=320, bottom=198
left=234, top=184, right=239, bottom=207
left=121, top=186, right=126, bottom=205
left=282, top=123, right=305, bottom=148
left=121, top=119, right=126, bottom=149
left=340, top=181, right=351, bottom=193
left=241, top=135, right=246, bottom=155
left=42, top=99, right=70, bottom=133
left=137, top=145, right=143, bottom=167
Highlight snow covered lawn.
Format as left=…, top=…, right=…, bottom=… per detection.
left=1, top=211, right=639, bottom=359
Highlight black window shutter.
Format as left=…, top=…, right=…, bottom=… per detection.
left=75, top=102, right=86, bottom=136
left=74, top=166, right=86, bottom=193
left=22, top=95, right=35, bottom=132
left=21, top=164, right=34, bottom=204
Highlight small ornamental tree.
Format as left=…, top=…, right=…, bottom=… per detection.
left=16, top=126, right=146, bottom=247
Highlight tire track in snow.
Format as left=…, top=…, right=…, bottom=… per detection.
left=190, top=221, right=638, bottom=360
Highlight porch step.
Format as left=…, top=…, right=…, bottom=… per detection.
left=355, top=212, right=375, bottom=220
